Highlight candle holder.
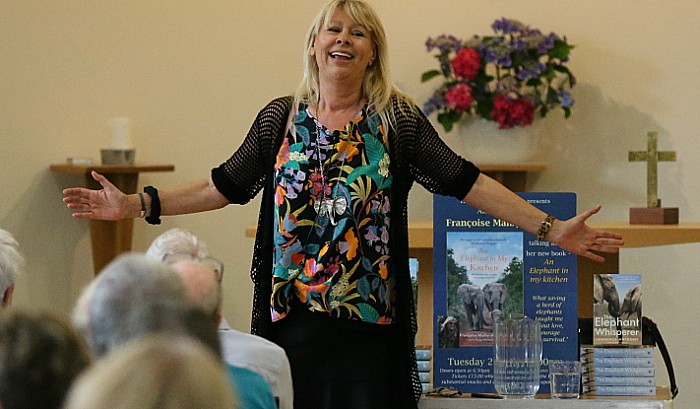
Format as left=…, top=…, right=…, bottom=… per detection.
left=100, top=148, right=135, bottom=165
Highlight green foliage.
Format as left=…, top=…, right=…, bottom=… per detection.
left=497, top=257, right=524, bottom=316
left=446, top=248, right=471, bottom=320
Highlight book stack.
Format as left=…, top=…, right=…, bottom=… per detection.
left=580, top=346, right=656, bottom=396
left=416, top=346, right=432, bottom=394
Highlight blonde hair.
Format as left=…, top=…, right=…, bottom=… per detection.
left=64, top=336, right=239, bottom=409
left=295, top=0, right=414, bottom=131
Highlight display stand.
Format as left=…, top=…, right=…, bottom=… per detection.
left=410, top=221, right=700, bottom=346
left=51, top=163, right=175, bottom=273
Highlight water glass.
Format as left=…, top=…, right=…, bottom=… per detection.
left=549, top=360, right=581, bottom=399
left=493, top=313, right=542, bottom=398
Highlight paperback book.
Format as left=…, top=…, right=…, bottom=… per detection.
left=583, top=366, right=655, bottom=377
left=582, top=385, right=656, bottom=396
left=415, top=346, right=432, bottom=393
left=593, top=273, right=642, bottom=345
left=580, top=345, right=653, bottom=358
left=582, top=375, right=655, bottom=386
left=432, top=192, right=579, bottom=394
left=583, top=357, right=654, bottom=368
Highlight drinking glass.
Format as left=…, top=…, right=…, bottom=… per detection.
left=549, top=360, right=581, bottom=399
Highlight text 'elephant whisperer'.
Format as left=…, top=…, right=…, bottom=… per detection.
left=457, top=284, right=486, bottom=331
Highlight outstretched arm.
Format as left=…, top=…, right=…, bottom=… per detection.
left=62, top=171, right=229, bottom=221
left=463, top=173, right=624, bottom=263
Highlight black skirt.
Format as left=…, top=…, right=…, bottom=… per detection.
left=270, top=301, right=417, bottom=409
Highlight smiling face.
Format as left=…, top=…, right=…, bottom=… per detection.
left=310, top=7, right=375, bottom=84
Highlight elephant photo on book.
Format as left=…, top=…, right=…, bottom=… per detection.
left=620, top=284, right=642, bottom=322
left=483, top=282, right=507, bottom=317
left=457, top=283, right=486, bottom=331
left=593, top=274, right=621, bottom=317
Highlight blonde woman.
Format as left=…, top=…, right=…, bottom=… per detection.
left=63, top=336, right=239, bottom=409
left=62, top=1, right=623, bottom=407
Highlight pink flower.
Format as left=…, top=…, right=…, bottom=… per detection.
left=490, top=94, right=535, bottom=129
left=451, top=48, right=480, bottom=80
left=445, top=83, right=474, bottom=114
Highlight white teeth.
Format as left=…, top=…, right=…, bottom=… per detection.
left=330, top=52, right=352, bottom=59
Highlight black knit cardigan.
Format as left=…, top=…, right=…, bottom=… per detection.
left=211, top=95, right=480, bottom=404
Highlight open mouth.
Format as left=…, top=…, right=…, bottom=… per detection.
left=330, top=51, right=353, bottom=60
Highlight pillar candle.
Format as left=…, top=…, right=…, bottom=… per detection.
left=109, top=117, right=133, bottom=150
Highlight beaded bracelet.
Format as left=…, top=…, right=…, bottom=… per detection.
left=537, top=214, right=555, bottom=241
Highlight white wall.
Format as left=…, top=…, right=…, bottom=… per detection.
left=1, top=1, right=697, bottom=406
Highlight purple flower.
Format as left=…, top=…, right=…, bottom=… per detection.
left=516, top=62, right=546, bottom=81
left=423, top=94, right=446, bottom=116
left=559, top=91, right=574, bottom=108
left=537, top=34, right=555, bottom=54
left=492, top=18, right=523, bottom=35
left=425, top=34, right=461, bottom=53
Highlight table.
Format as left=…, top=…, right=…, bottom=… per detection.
left=51, top=163, right=175, bottom=273
left=418, top=386, right=674, bottom=408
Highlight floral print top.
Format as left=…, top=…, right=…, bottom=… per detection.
left=271, top=102, right=394, bottom=324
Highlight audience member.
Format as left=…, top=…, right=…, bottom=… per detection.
left=0, top=228, right=23, bottom=307
left=72, top=252, right=272, bottom=409
left=71, top=253, right=188, bottom=357
left=0, top=310, right=90, bottom=409
left=63, top=336, right=238, bottom=409
left=148, top=228, right=293, bottom=409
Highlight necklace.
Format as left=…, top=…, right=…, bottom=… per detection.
left=312, top=110, right=347, bottom=226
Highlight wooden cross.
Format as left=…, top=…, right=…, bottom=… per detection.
left=628, top=131, right=676, bottom=208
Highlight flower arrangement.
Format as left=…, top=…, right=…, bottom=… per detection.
left=422, top=18, right=576, bottom=132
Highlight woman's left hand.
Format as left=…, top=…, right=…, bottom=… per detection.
left=548, top=205, right=624, bottom=263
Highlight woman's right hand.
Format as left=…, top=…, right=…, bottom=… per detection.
left=62, top=171, right=131, bottom=220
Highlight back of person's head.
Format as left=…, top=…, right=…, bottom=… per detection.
left=72, top=252, right=188, bottom=357
left=63, top=336, right=239, bottom=409
left=146, top=228, right=209, bottom=261
left=0, top=229, right=23, bottom=307
left=146, top=229, right=224, bottom=322
left=0, top=310, right=90, bottom=409
left=171, top=259, right=222, bottom=323
left=146, top=228, right=224, bottom=280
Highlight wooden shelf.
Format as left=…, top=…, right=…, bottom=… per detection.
left=409, top=221, right=700, bottom=249
left=50, top=163, right=174, bottom=174
left=475, top=163, right=547, bottom=192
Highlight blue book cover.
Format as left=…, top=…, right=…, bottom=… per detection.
left=432, top=192, right=578, bottom=394
left=583, top=385, right=656, bottom=396
left=583, top=357, right=655, bottom=368
left=583, top=366, right=655, bottom=377
left=580, top=346, right=653, bottom=358
left=582, top=375, right=655, bottom=386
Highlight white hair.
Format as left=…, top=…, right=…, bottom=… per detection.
left=146, top=228, right=209, bottom=261
left=0, top=229, right=23, bottom=297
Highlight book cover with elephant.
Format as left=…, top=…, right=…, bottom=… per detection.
left=593, top=273, right=642, bottom=345
left=432, top=193, right=579, bottom=394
